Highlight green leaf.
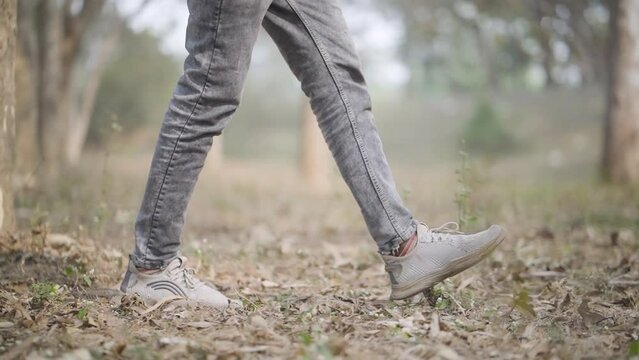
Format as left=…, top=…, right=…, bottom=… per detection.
left=82, top=274, right=92, bottom=287
left=435, top=297, right=450, bottom=310
left=629, top=340, right=639, bottom=356
left=77, top=307, right=89, bottom=321
left=299, top=331, right=313, bottom=346
left=513, top=289, right=536, bottom=318
left=64, top=265, right=76, bottom=277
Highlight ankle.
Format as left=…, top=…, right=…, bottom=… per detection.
left=394, top=231, right=418, bottom=257
left=136, top=267, right=161, bottom=274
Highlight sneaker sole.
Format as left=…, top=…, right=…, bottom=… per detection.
left=389, top=225, right=506, bottom=300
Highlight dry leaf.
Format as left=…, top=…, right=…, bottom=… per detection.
left=559, top=292, right=572, bottom=311
left=577, top=298, right=606, bottom=324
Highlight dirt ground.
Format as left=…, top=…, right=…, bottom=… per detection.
left=1, top=156, right=639, bottom=359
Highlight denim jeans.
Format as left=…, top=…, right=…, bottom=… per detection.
left=132, top=0, right=417, bottom=269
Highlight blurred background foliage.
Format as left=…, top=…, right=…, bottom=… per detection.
left=88, top=28, right=181, bottom=146
left=12, top=0, right=615, bottom=164
left=5, top=0, right=639, bottom=238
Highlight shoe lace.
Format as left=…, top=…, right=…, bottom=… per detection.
left=169, top=257, right=203, bottom=290
left=183, top=267, right=203, bottom=289
left=420, top=221, right=462, bottom=244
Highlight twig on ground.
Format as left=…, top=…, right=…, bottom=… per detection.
left=141, top=296, right=184, bottom=315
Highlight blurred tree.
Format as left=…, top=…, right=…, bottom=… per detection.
left=523, top=0, right=610, bottom=85
left=381, top=0, right=611, bottom=91
left=0, top=0, right=17, bottom=233
left=17, top=0, right=107, bottom=177
left=16, top=0, right=152, bottom=178
left=603, top=0, right=639, bottom=183
left=89, top=28, right=181, bottom=145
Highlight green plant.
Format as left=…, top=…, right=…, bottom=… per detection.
left=461, top=99, right=516, bottom=155
left=629, top=340, right=639, bottom=357
left=76, top=306, right=89, bottom=321
left=454, top=148, right=478, bottom=230
left=92, top=120, right=121, bottom=239
left=299, top=331, right=314, bottom=346
left=64, top=264, right=93, bottom=287
left=30, top=282, right=61, bottom=305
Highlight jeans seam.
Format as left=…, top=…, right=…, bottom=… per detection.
left=284, top=0, right=406, bottom=240
left=142, top=0, right=225, bottom=266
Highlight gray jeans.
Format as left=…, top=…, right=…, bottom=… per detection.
left=132, top=0, right=417, bottom=269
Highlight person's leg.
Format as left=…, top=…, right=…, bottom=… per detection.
left=262, top=0, right=505, bottom=300
left=262, top=0, right=418, bottom=254
left=132, top=0, right=271, bottom=270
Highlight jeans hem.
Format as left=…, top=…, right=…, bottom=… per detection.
left=378, top=218, right=418, bottom=255
left=130, top=253, right=177, bottom=270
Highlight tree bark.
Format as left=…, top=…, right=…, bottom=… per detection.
left=66, top=0, right=153, bottom=164
left=67, top=27, right=120, bottom=164
left=17, top=0, right=108, bottom=176
left=0, top=0, right=17, bottom=232
left=603, top=0, right=639, bottom=183
left=36, top=0, right=65, bottom=177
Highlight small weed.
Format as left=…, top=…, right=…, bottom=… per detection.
left=435, top=296, right=450, bottom=311
left=64, top=264, right=94, bottom=288
left=30, top=282, right=61, bottom=305
left=299, top=331, right=314, bottom=346
left=241, top=296, right=262, bottom=312
left=454, top=147, right=479, bottom=231
left=76, top=306, right=89, bottom=321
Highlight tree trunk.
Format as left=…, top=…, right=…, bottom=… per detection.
left=0, top=0, right=17, bottom=233
left=17, top=0, right=109, bottom=176
left=299, top=101, right=331, bottom=192
left=15, top=39, right=38, bottom=185
left=67, top=27, right=121, bottom=164
left=15, top=0, right=39, bottom=184
left=603, top=0, right=639, bottom=183
left=36, top=0, right=65, bottom=177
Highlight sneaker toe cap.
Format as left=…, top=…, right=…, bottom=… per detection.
left=465, top=224, right=505, bottom=250
left=198, top=286, right=233, bottom=310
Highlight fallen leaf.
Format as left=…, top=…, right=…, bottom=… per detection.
left=578, top=298, right=606, bottom=324
left=513, top=289, right=536, bottom=318
left=559, top=292, right=571, bottom=311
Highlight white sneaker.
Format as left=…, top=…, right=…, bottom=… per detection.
left=120, top=256, right=238, bottom=310
left=382, top=222, right=505, bottom=300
